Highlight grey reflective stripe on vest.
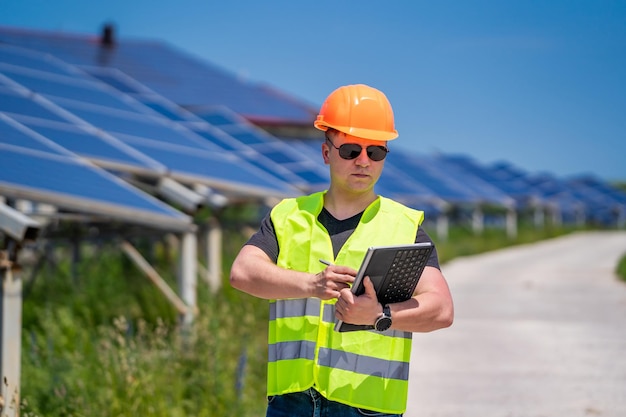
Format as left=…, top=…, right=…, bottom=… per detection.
left=381, top=329, right=413, bottom=339
left=270, top=298, right=321, bottom=320
left=269, top=340, right=317, bottom=362
left=318, top=347, right=410, bottom=381
left=322, top=303, right=335, bottom=323
left=270, top=298, right=336, bottom=324
left=270, top=299, right=412, bottom=338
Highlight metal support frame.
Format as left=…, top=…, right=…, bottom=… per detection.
left=436, top=213, right=449, bottom=242
left=1, top=262, right=22, bottom=417
left=205, top=218, right=222, bottom=293
left=472, top=206, right=484, bottom=235
left=506, top=207, right=518, bottom=239
left=0, top=204, right=40, bottom=417
left=178, top=232, right=197, bottom=325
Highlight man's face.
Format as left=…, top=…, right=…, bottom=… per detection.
left=322, top=131, right=387, bottom=196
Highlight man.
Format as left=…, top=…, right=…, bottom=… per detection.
left=230, top=84, right=453, bottom=416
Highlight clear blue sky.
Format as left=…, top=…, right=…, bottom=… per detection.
left=2, top=0, right=625, bottom=181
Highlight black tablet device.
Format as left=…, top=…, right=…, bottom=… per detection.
left=334, top=242, right=434, bottom=332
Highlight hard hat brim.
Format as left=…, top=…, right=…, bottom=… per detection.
left=314, top=121, right=399, bottom=141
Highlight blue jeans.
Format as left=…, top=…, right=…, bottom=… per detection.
left=266, top=388, right=403, bottom=417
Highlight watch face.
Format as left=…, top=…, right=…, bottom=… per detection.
left=375, top=317, right=392, bottom=331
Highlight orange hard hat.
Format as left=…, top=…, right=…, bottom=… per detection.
left=314, top=84, right=398, bottom=141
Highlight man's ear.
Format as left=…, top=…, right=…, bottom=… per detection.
left=322, top=143, right=330, bottom=165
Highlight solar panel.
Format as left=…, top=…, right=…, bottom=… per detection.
left=82, top=67, right=328, bottom=190
left=0, top=23, right=620, bottom=221
left=0, top=28, right=317, bottom=123
left=1, top=67, right=141, bottom=112
left=191, top=106, right=329, bottom=189
left=386, top=151, right=484, bottom=204
left=17, top=118, right=165, bottom=173
left=0, top=47, right=300, bottom=199
left=124, top=141, right=297, bottom=194
left=0, top=87, right=69, bottom=123
left=0, top=43, right=80, bottom=76
left=0, top=144, right=191, bottom=231
left=0, top=114, right=68, bottom=155
left=569, top=176, right=626, bottom=205
left=567, top=177, right=626, bottom=225
left=432, top=155, right=515, bottom=207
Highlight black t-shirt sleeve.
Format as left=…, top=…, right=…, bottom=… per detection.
left=415, top=227, right=441, bottom=270
left=245, top=212, right=279, bottom=263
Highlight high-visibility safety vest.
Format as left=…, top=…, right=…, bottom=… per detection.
left=268, top=191, right=424, bottom=414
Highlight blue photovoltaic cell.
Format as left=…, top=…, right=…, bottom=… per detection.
left=0, top=145, right=189, bottom=222
left=68, top=68, right=324, bottom=190
left=194, top=109, right=331, bottom=187
left=570, top=177, right=626, bottom=205
left=0, top=29, right=317, bottom=123
left=287, top=169, right=328, bottom=186
left=226, top=131, right=268, bottom=146
left=259, top=148, right=300, bottom=164
left=126, top=142, right=295, bottom=194
left=0, top=88, right=69, bottom=123
left=195, top=111, right=235, bottom=127
left=58, top=103, right=222, bottom=151
left=87, top=71, right=142, bottom=94
left=434, top=157, right=513, bottom=206
left=438, top=155, right=540, bottom=206
left=137, top=100, right=189, bottom=122
left=191, top=128, right=240, bottom=151
left=387, top=152, right=482, bottom=203
left=1, top=69, right=141, bottom=112
left=0, top=116, right=68, bottom=155
left=0, top=45, right=76, bottom=76
left=19, top=120, right=162, bottom=170
left=1, top=70, right=297, bottom=196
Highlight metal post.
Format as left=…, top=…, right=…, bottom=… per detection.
left=206, top=217, right=222, bottom=293
left=178, top=232, right=197, bottom=326
left=506, top=208, right=518, bottom=239
left=1, top=256, right=22, bottom=417
left=472, top=206, right=484, bottom=235
left=436, top=213, right=449, bottom=242
left=534, top=206, right=545, bottom=229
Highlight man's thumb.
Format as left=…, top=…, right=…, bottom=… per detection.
left=364, top=276, right=377, bottom=297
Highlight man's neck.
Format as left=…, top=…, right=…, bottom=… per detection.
left=324, top=188, right=378, bottom=220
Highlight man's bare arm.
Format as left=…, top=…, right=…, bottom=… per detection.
left=336, top=266, right=454, bottom=332
left=229, top=244, right=356, bottom=300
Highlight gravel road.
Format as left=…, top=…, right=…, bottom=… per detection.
left=406, top=231, right=626, bottom=417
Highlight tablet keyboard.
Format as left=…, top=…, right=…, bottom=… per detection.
left=381, top=247, right=430, bottom=304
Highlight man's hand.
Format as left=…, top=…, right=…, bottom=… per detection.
left=313, top=264, right=356, bottom=300
left=335, top=276, right=382, bottom=325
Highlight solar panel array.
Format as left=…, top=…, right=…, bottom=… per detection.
left=0, top=26, right=316, bottom=123
left=0, top=112, right=191, bottom=231
left=81, top=66, right=329, bottom=190
left=1, top=26, right=625, bottom=229
left=0, top=43, right=303, bottom=231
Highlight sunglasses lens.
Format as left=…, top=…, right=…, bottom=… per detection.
left=334, top=142, right=389, bottom=161
left=338, top=144, right=363, bottom=160
left=367, top=146, right=388, bottom=161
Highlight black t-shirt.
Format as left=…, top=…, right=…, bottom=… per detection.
left=246, top=207, right=441, bottom=270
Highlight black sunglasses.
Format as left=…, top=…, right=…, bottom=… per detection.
left=325, top=136, right=389, bottom=162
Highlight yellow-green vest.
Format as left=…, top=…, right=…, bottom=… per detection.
left=268, top=191, right=424, bottom=414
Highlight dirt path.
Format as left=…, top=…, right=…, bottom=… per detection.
left=406, top=231, right=626, bottom=417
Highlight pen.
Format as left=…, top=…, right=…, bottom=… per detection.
left=319, top=259, right=333, bottom=266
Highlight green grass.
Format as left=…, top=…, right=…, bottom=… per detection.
left=21, top=236, right=269, bottom=417
left=617, top=254, right=626, bottom=283
left=18, top=223, right=614, bottom=416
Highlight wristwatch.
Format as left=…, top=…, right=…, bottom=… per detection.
left=374, top=304, right=392, bottom=331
